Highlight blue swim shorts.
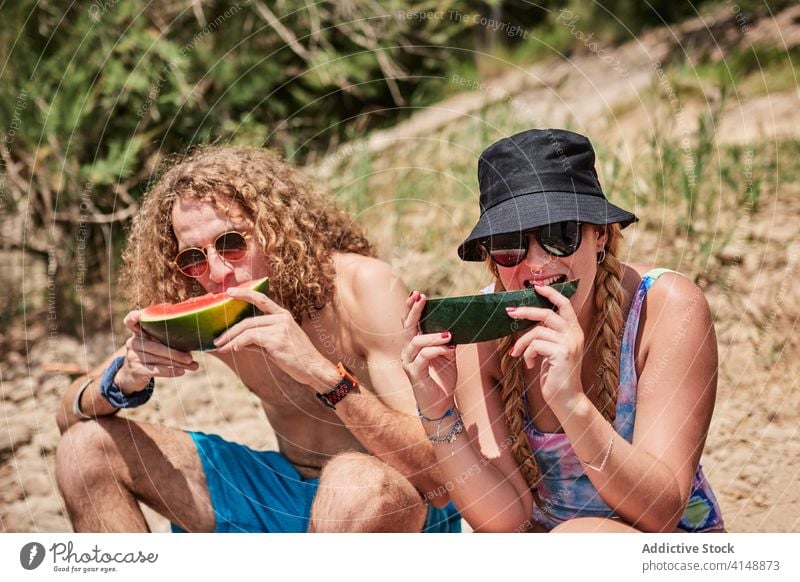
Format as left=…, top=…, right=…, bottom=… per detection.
left=172, top=431, right=461, bottom=533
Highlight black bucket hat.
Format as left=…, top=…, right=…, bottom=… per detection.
left=458, top=128, right=638, bottom=261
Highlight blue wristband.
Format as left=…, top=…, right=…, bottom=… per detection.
left=417, top=406, right=456, bottom=423
left=99, top=356, right=154, bottom=409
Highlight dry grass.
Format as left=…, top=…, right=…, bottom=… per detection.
left=326, top=83, right=796, bottom=295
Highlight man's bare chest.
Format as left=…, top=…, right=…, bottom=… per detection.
left=212, top=312, right=367, bottom=412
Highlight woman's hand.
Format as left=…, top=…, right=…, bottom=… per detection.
left=506, top=283, right=585, bottom=411
left=213, top=287, right=332, bottom=387
left=115, top=310, right=199, bottom=393
left=400, top=290, right=457, bottom=418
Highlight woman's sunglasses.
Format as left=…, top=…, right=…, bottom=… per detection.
left=481, top=221, right=583, bottom=268
left=174, top=231, right=250, bottom=278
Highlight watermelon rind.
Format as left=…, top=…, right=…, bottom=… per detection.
left=419, top=279, right=579, bottom=345
left=139, top=277, right=269, bottom=352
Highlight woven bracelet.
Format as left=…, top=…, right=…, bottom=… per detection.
left=417, top=406, right=456, bottom=423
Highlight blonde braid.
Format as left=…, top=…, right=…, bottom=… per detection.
left=492, top=274, right=541, bottom=491
left=590, top=225, right=626, bottom=422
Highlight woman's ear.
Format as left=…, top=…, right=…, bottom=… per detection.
left=594, top=225, right=609, bottom=251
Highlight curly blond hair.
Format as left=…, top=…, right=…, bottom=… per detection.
left=119, top=146, right=374, bottom=320
left=491, top=224, right=626, bottom=495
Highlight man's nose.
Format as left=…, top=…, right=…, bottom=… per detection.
left=206, top=247, right=235, bottom=282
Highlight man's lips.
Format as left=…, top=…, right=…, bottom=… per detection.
left=207, top=280, right=239, bottom=294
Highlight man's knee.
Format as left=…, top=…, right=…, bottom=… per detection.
left=551, top=517, right=640, bottom=533
left=310, top=452, right=426, bottom=532
left=56, top=417, right=133, bottom=499
left=57, top=420, right=113, bottom=482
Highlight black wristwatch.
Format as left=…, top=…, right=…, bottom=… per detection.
left=316, top=362, right=359, bottom=409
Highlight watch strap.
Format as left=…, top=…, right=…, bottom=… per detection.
left=316, top=362, right=358, bottom=409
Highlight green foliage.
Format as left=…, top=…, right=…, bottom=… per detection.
left=671, top=44, right=800, bottom=100
left=0, top=0, right=479, bottom=332
left=582, top=0, right=710, bottom=39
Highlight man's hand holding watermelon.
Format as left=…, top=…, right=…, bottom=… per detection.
left=114, top=309, right=200, bottom=393
left=212, top=287, right=337, bottom=393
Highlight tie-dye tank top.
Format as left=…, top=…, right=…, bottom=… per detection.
left=525, top=268, right=724, bottom=531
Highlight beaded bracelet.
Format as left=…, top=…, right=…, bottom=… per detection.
left=425, top=408, right=464, bottom=445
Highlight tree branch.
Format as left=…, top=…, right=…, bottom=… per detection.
left=252, top=0, right=311, bottom=62
left=53, top=204, right=138, bottom=224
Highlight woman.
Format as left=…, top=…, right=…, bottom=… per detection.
left=402, top=129, right=724, bottom=532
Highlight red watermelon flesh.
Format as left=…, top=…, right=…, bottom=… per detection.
left=144, top=291, right=229, bottom=317
left=139, top=276, right=269, bottom=352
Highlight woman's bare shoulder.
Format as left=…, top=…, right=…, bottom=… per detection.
left=630, top=265, right=713, bottom=362
left=618, top=263, right=698, bottom=299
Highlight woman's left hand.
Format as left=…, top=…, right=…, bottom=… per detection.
left=213, top=287, right=330, bottom=386
left=506, top=284, right=585, bottom=410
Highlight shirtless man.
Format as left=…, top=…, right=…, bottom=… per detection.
left=55, top=146, right=459, bottom=533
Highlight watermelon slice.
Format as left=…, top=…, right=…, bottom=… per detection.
left=139, top=276, right=269, bottom=352
left=419, top=279, right=579, bottom=344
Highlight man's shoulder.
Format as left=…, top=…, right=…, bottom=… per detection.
left=334, top=253, right=399, bottom=293
left=334, top=251, right=389, bottom=270
left=333, top=253, right=407, bottom=328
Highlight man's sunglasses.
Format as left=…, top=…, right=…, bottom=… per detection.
left=481, top=221, right=583, bottom=268
left=174, top=231, right=250, bottom=278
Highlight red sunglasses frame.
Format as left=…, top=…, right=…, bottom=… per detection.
left=173, top=230, right=251, bottom=278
